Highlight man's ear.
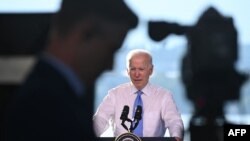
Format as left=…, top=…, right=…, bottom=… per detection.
left=126, top=68, right=130, bottom=75
left=67, top=21, right=93, bottom=43
left=150, top=65, right=154, bottom=76
left=78, top=21, right=99, bottom=41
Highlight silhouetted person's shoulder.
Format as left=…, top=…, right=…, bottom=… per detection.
left=4, top=57, right=94, bottom=141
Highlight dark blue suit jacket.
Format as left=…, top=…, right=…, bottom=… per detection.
left=4, top=58, right=96, bottom=141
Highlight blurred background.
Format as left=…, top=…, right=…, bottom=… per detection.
left=0, top=0, right=249, bottom=141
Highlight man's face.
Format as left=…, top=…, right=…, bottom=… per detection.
left=127, top=54, right=153, bottom=90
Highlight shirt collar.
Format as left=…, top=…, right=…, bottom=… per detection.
left=130, top=82, right=151, bottom=96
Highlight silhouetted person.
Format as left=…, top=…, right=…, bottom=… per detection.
left=148, top=6, right=247, bottom=141
left=3, top=0, right=138, bottom=141
left=181, top=6, right=247, bottom=141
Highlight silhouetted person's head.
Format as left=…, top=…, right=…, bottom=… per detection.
left=46, top=0, right=138, bottom=84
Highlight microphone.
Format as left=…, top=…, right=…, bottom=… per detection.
left=131, top=105, right=142, bottom=132
left=134, top=105, right=142, bottom=121
left=120, top=105, right=131, bottom=131
left=120, top=105, right=129, bottom=121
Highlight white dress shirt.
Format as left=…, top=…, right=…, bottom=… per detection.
left=93, top=82, right=184, bottom=138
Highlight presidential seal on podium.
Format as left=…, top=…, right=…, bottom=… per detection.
left=115, top=132, right=141, bottom=141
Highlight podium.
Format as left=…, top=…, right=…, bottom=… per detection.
left=98, top=137, right=176, bottom=141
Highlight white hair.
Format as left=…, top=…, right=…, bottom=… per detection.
left=126, top=49, right=153, bottom=69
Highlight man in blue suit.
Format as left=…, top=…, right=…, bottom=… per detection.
left=4, top=0, right=138, bottom=141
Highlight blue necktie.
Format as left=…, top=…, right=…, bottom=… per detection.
left=133, top=90, right=143, bottom=137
